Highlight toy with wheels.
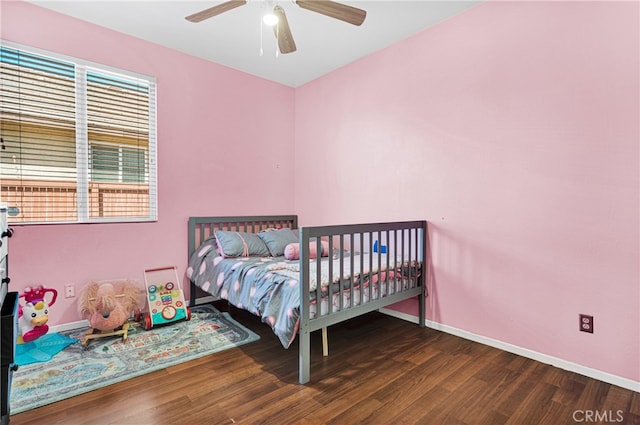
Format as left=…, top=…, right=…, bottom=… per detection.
left=142, top=266, right=191, bottom=330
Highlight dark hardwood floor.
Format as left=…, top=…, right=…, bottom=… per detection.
left=11, top=303, right=640, bottom=425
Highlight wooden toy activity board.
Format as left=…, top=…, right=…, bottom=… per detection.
left=142, top=266, right=191, bottom=330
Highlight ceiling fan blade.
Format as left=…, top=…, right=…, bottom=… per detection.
left=185, top=0, right=247, bottom=23
left=296, top=0, right=366, bottom=26
left=273, top=6, right=297, bottom=54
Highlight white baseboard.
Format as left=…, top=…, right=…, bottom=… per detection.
left=379, top=308, right=640, bottom=393
left=50, top=319, right=89, bottom=333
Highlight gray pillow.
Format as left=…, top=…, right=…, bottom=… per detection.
left=258, top=228, right=299, bottom=257
left=214, top=230, right=271, bottom=258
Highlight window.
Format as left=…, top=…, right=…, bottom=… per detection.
left=90, top=144, right=147, bottom=184
left=0, top=42, right=157, bottom=224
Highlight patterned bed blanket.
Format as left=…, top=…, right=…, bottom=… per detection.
left=186, top=239, right=419, bottom=348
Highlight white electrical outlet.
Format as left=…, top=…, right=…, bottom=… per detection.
left=65, top=284, right=75, bottom=298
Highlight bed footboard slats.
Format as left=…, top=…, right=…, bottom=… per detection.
left=298, top=220, right=427, bottom=384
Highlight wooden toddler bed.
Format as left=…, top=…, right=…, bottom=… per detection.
left=187, top=215, right=426, bottom=384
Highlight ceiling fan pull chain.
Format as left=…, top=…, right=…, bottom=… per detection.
left=259, top=16, right=264, bottom=56
left=275, top=23, right=279, bottom=57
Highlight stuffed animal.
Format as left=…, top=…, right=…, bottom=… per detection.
left=283, top=240, right=330, bottom=260
left=78, top=279, right=141, bottom=332
left=17, top=285, right=58, bottom=344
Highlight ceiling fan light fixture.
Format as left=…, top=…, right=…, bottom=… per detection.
left=186, top=0, right=367, bottom=55
left=262, top=12, right=279, bottom=26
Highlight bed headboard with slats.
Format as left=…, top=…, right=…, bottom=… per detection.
left=187, top=215, right=298, bottom=259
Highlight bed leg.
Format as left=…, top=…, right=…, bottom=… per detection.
left=322, top=327, right=328, bottom=356
left=299, top=329, right=311, bottom=384
left=419, top=283, right=426, bottom=328
left=189, top=282, right=197, bottom=307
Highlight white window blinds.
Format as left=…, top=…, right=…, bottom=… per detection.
left=0, top=43, right=157, bottom=224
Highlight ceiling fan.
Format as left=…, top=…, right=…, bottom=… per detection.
left=185, top=0, right=367, bottom=54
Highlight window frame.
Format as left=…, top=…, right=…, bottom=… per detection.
left=0, top=40, right=157, bottom=225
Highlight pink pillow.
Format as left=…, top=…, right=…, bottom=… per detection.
left=284, top=241, right=330, bottom=260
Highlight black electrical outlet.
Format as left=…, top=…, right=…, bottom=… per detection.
left=580, top=314, right=594, bottom=333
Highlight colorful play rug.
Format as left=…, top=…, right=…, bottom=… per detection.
left=10, top=304, right=259, bottom=414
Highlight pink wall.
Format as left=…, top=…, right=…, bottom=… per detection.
left=3, top=0, right=638, bottom=385
left=1, top=1, right=295, bottom=324
left=294, top=2, right=639, bottom=382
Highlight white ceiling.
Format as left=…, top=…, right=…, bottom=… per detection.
left=26, top=0, right=480, bottom=87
